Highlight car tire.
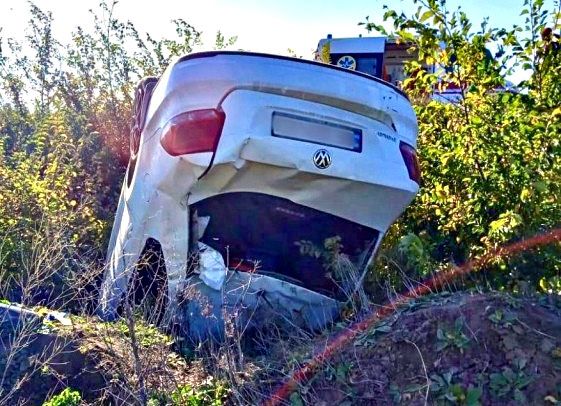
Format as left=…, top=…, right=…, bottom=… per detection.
left=129, top=238, right=168, bottom=325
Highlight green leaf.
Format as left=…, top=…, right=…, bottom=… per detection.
left=402, top=383, right=426, bottom=393
left=466, top=386, right=482, bottom=406
left=514, top=388, right=527, bottom=403
left=289, top=392, right=304, bottom=406
left=420, top=10, right=434, bottom=22
left=375, top=324, right=392, bottom=333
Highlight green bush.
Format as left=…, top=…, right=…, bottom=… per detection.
left=0, top=1, right=236, bottom=304
left=148, top=379, right=229, bottom=406
left=42, top=388, right=81, bottom=406
left=365, top=0, right=561, bottom=295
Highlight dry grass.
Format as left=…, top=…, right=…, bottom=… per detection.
left=0, top=217, right=373, bottom=406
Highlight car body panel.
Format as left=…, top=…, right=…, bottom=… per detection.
left=180, top=271, right=341, bottom=342
left=99, top=52, right=419, bottom=329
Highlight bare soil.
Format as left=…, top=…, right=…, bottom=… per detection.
left=302, top=292, right=561, bottom=405
left=2, top=292, right=560, bottom=405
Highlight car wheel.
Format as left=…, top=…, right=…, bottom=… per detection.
left=129, top=238, right=168, bottom=325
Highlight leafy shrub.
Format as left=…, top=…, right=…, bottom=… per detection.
left=0, top=1, right=236, bottom=304
left=148, top=378, right=229, bottom=406
left=365, top=0, right=561, bottom=295
left=42, top=388, right=81, bottom=406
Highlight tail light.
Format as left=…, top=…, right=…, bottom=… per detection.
left=160, top=108, right=226, bottom=156
left=399, top=141, right=421, bottom=184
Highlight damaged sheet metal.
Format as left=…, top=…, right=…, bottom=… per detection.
left=99, top=52, right=419, bottom=336
left=179, top=271, right=341, bottom=342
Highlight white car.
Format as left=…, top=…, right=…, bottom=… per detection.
left=99, top=51, right=419, bottom=338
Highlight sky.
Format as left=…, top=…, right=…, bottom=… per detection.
left=0, top=0, right=557, bottom=65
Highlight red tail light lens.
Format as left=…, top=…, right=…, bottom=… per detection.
left=160, top=109, right=225, bottom=156
left=399, top=141, right=421, bottom=184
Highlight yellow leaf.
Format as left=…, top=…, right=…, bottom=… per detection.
left=520, top=188, right=531, bottom=202
left=420, top=10, right=434, bottom=22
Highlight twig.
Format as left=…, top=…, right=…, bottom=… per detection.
left=517, top=318, right=556, bottom=340
left=404, top=339, right=430, bottom=406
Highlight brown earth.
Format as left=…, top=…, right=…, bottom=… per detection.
left=297, top=292, right=561, bottom=405
left=1, top=292, right=560, bottom=405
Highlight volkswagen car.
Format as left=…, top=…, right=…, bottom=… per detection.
left=99, top=51, right=419, bottom=339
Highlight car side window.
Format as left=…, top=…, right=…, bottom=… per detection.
left=127, top=77, right=158, bottom=187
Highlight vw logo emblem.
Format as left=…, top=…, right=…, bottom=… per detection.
left=313, top=149, right=331, bottom=169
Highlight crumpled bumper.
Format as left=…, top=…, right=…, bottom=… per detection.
left=177, top=271, right=341, bottom=342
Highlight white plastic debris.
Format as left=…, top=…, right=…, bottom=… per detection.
left=45, top=310, right=72, bottom=326
left=197, top=242, right=227, bottom=290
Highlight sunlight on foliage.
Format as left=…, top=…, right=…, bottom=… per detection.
left=366, top=0, right=561, bottom=295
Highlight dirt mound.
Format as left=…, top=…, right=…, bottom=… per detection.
left=2, top=292, right=560, bottom=405
left=0, top=315, right=209, bottom=405
left=302, top=292, right=561, bottom=405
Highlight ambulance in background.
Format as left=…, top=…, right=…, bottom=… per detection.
left=314, top=34, right=418, bottom=88
left=315, top=34, right=514, bottom=102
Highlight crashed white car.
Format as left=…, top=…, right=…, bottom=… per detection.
left=99, top=51, right=419, bottom=339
